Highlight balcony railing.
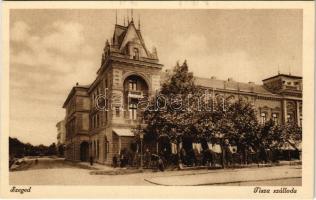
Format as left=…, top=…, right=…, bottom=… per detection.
left=283, top=85, right=301, bottom=90
left=127, top=90, right=144, bottom=98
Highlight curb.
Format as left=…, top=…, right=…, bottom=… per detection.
left=144, top=176, right=302, bottom=186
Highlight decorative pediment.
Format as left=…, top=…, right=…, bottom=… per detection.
left=119, top=22, right=149, bottom=58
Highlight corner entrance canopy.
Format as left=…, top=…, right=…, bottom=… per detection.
left=113, top=128, right=134, bottom=137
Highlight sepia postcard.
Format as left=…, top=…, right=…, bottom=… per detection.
left=0, top=1, right=314, bottom=199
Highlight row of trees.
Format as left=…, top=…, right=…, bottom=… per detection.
left=140, top=61, right=302, bottom=160
left=9, top=137, right=57, bottom=158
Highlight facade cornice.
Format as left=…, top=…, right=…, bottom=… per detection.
left=198, top=86, right=283, bottom=100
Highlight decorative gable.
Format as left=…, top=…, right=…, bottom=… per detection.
left=119, top=21, right=149, bottom=59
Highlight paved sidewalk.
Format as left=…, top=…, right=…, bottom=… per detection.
left=144, top=165, right=302, bottom=186
left=75, top=161, right=117, bottom=171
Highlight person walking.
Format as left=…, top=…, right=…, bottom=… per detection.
left=89, top=156, right=93, bottom=166
left=158, top=156, right=165, bottom=171
left=112, top=155, right=118, bottom=168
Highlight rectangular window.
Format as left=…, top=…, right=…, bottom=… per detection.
left=104, top=141, right=109, bottom=159
left=128, top=80, right=137, bottom=91
left=272, top=113, right=278, bottom=125
left=97, top=140, right=99, bottom=159
left=129, top=103, right=137, bottom=120
left=104, top=111, right=108, bottom=124
left=115, top=107, right=120, bottom=117
left=287, top=114, right=292, bottom=123
left=133, top=48, right=139, bottom=60
left=96, top=114, right=99, bottom=127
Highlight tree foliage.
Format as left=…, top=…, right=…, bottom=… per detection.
left=142, top=60, right=302, bottom=153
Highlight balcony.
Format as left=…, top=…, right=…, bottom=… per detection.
left=281, top=84, right=302, bottom=91
left=126, top=90, right=144, bottom=98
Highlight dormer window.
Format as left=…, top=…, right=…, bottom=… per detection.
left=133, top=48, right=139, bottom=60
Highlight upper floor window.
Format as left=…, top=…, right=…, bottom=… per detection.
left=96, top=114, right=99, bottom=128
left=260, top=112, right=267, bottom=124
left=129, top=80, right=137, bottom=91
left=133, top=48, right=139, bottom=60
left=129, top=103, right=137, bottom=120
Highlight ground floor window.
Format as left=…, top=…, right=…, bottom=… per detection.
left=260, top=112, right=267, bottom=124
left=104, top=140, right=109, bottom=159
left=272, top=113, right=279, bottom=125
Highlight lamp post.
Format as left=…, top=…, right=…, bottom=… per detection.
left=135, top=116, right=146, bottom=170
left=139, top=125, right=144, bottom=170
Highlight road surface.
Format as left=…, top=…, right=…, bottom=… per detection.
left=9, top=157, right=301, bottom=186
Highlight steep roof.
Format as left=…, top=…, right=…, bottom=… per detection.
left=112, top=24, right=127, bottom=46
left=262, top=73, right=302, bottom=82
left=112, top=20, right=149, bottom=57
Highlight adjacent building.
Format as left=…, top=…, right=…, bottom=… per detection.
left=62, top=18, right=302, bottom=164
left=56, top=120, right=66, bottom=156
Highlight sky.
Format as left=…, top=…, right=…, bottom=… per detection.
left=10, top=9, right=302, bottom=145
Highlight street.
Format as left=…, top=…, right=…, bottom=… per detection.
left=10, top=157, right=301, bottom=186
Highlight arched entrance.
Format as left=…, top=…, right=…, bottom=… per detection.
left=80, top=141, right=89, bottom=162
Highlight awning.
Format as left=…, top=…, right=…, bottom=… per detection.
left=113, top=128, right=134, bottom=137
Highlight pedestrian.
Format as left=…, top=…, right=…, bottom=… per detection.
left=112, top=155, right=118, bottom=168
left=120, top=151, right=126, bottom=168
left=89, top=156, right=93, bottom=166
left=144, top=148, right=151, bottom=168
left=158, top=156, right=164, bottom=171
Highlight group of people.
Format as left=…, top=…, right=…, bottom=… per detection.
left=107, top=139, right=300, bottom=171
left=111, top=148, right=165, bottom=171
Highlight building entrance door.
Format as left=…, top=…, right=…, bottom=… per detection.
left=80, top=141, right=89, bottom=162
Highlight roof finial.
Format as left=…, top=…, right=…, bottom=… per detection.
left=138, top=14, right=140, bottom=30
left=278, top=64, right=280, bottom=75
left=127, top=9, right=129, bottom=24
left=115, top=9, right=117, bottom=25
left=131, top=9, right=134, bottom=21
left=289, top=65, right=291, bottom=75
left=123, top=16, right=125, bottom=26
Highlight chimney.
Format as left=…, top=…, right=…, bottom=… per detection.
left=228, top=78, right=234, bottom=82
left=76, top=82, right=79, bottom=86
left=211, top=76, right=217, bottom=80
